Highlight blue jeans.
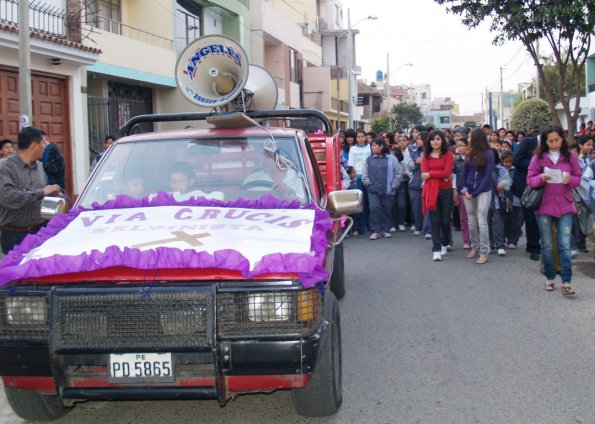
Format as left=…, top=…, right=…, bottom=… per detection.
left=354, top=178, right=368, bottom=233
left=464, top=191, right=492, bottom=256
left=536, top=214, right=573, bottom=282
left=409, top=188, right=422, bottom=231
left=368, top=193, right=394, bottom=233
left=393, top=182, right=409, bottom=227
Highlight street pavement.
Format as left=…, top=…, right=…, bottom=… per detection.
left=0, top=230, right=593, bottom=423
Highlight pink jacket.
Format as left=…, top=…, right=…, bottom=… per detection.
left=526, top=152, right=581, bottom=217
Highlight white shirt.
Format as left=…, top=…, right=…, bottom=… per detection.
left=547, top=150, right=560, bottom=164
left=347, top=144, right=371, bottom=176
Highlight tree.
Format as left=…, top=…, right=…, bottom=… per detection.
left=510, top=98, right=551, bottom=134
left=433, top=0, right=595, bottom=137
left=391, top=102, right=423, bottom=131
left=371, top=115, right=389, bottom=133
left=540, top=55, right=586, bottom=104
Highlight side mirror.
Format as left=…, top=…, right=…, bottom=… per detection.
left=40, top=197, right=67, bottom=220
left=326, top=189, right=363, bottom=215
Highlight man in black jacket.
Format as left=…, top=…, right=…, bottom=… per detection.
left=511, top=135, right=540, bottom=260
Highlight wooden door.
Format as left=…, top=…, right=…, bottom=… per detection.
left=0, top=68, right=72, bottom=196
left=32, top=74, right=72, bottom=196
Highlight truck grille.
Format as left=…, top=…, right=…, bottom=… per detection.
left=217, top=287, right=322, bottom=337
left=52, top=288, right=212, bottom=352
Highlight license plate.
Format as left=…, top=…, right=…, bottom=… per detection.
left=108, top=353, right=175, bottom=383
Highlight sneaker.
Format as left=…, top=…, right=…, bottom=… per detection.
left=369, top=232, right=380, bottom=240
left=440, top=245, right=448, bottom=256
left=432, top=252, right=442, bottom=261
left=507, top=243, right=517, bottom=249
left=463, top=243, right=471, bottom=249
left=578, top=248, right=590, bottom=254
left=410, top=225, right=416, bottom=231
left=570, top=249, right=578, bottom=257
left=352, top=231, right=359, bottom=236
left=390, top=227, right=397, bottom=233
left=424, top=233, right=432, bottom=240
left=413, top=230, right=421, bottom=236
left=529, top=252, right=540, bottom=261
left=498, top=248, right=506, bottom=256
left=383, top=232, right=392, bottom=238
left=398, top=225, right=406, bottom=232
left=447, top=245, right=453, bottom=251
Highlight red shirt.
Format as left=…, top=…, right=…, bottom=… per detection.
left=421, top=151, right=454, bottom=191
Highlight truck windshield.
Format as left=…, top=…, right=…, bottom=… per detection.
left=77, top=136, right=309, bottom=208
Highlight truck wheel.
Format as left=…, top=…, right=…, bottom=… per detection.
left=329, top=244, right=345, bottom=299
left=4, top=387, right=70, bottom=422
left=292, top=292, right=342, bottom=416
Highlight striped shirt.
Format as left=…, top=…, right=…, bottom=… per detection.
left=0, top=153, right=47, bottom=227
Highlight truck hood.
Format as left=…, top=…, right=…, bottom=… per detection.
left=0, top=194, right=332, bottom=288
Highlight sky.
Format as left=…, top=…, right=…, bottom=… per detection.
left=341, top=0, right=538, bottom=114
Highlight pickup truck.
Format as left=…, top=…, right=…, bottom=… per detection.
left=0, top=109, right=361, bottom=421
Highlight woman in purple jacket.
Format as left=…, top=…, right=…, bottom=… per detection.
left=461, top=128, right=495, bottom=264
left=527, top=124, right=582, bottom=295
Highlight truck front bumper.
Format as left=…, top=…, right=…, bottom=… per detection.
left=0, top=284, right=329, bottom=403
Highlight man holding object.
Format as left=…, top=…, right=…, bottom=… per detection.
left=0, top=127, right=61, bottom=254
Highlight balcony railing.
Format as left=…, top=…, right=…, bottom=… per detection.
left=0, top=0, right=69, bottom=39
left=87, top=14, right=173, bottom=50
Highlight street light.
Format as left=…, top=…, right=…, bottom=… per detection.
left=347, top=10, right=378, bottom=129
left=386, top=57, right=413, bottom=113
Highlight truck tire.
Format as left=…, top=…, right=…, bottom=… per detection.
left=292, top=292, right=342, bottom=416
left=329, top=244, right=345, bottom=299
left=4, top=387, right=70, bottom=422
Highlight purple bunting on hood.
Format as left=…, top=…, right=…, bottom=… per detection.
left=0, top=193, right=333, bottom=288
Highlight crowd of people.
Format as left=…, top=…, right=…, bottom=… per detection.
left=340, top=121, right=595, bottom=296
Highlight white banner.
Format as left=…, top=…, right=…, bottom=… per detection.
left=21, top=206, right=315, bottom=270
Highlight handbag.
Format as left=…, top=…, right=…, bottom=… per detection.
left=520, top=185, right=543, bottom=209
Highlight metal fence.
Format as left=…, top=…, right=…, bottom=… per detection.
left=86, top=14, right=173, bottom=50
left=0, top=0, right=68, bottom=38
left=88, top=96, right=153, bottom=162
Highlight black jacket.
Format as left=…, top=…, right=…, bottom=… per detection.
left=511, top=136, right=538, bottom=198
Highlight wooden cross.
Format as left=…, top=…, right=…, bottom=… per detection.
left=132, top=231, right=211, bottom=249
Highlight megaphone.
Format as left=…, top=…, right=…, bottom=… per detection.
left=231, top=65, right=278, bottom=111
left=175, top=35, right=249, bottom=109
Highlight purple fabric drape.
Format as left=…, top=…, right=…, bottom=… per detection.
left=0, top=193, right=333, bottom=288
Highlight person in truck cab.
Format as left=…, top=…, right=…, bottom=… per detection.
left=242, top=151, right=307, bottom=202
left=168, top=162, right=224, bottom=201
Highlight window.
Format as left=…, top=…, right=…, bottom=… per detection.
left=289, top=48, right=298, bottom=83
left=421, top=92, right=427, bottom=100
left=335, top=5, right=340, bottom=26
left=176, top=0, right=203, bottom=52
left=440, top=116, right=450, bottom=124
left=87, top=0, right=122, bottom=34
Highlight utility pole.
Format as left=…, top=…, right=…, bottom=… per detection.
left=481, top=91, right=484, bottom=125
left=19, top=0, right=32, bottom=129
left=386, top=52, right=390, bottom=129
left=488, top=92, right=493, bottom=129
left=499, top=66, right=504, bottom=129
left=346, top=9, right=354, bottom=129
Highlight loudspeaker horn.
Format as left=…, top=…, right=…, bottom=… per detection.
left=232, top=65, right=279, bottom=111
left=175, top=35, right=249, bottom=109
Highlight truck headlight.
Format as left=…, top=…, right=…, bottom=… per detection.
left=5, top=297, right=47, bottom=326
left=247, top=293, right=290, bottom=322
